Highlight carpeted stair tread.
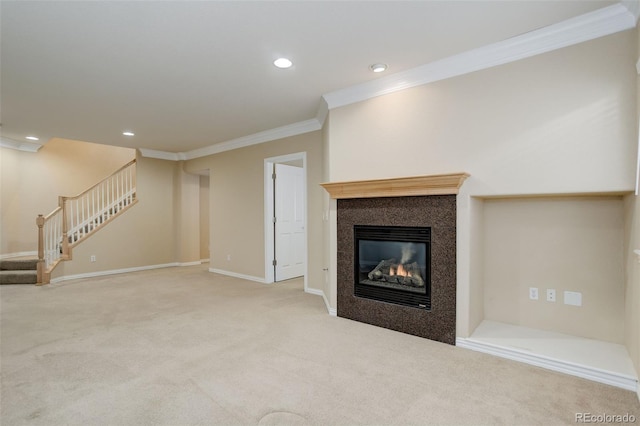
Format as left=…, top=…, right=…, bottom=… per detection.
left=0, top=270, right=37, bottom=284
left=0, top=259, right=39, bottom=271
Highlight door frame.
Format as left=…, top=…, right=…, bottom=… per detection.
left=264, top=152, right=308, bottom=289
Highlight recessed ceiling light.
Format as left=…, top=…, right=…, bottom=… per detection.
left=25, top=136, right=39, bottom=141
left=273, top=58, right=293, bottom=69
left=122, top=131, right=135, bottom=136
left=370, top=63, right=388, bottom=73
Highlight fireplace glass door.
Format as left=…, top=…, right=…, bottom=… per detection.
left=354, top=225, right=431, bottom=310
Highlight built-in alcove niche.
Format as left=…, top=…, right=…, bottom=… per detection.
left=458, top=194, right=638, bottom=391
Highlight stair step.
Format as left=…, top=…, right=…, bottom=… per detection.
left=0, top=259, right=38, bottom=271
left=0, top=270, right=37, bottom=285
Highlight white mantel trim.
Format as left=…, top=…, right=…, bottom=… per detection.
left=323, top=3, right=636, bottom=109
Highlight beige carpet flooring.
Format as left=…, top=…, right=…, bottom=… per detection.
left=1, top=264, right=639, bottom=425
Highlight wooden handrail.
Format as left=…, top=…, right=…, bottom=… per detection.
left=61, top=159, right=136, bottom=202
left=35, top=159, right=137, bottom=284
left=44, top=206, right=62, bottom=221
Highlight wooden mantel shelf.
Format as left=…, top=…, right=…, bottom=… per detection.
left=320, top=173, right=470, bottom=199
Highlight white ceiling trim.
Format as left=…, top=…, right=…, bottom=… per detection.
left=138, top=148, right=184, bottom=161
left=140, top=118, right=321, bottom=161
left=0, top=137, right=43, bottom=153
left=183, top=118, right=321, bottom=160
left=323, top=3, right=637, bottom=110
left=622, top=0, right=640, bottom=21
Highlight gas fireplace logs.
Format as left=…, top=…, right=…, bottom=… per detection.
left=367, top=259, right=425, bottom=287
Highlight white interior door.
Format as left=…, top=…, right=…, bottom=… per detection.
left=274, top=164, right=305, bottom=281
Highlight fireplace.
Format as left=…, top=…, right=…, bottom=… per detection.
left=322, top=173, right=468, bottom=345
left=354, top=225, right=431, bottom=310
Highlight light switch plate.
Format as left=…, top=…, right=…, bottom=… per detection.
left=564, top=291, right=582, bottom=306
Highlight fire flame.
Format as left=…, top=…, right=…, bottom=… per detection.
left=390, top=264, right=411, bottom=277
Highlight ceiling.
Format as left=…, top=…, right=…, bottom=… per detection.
left=1, top=0, right=633, bottom=157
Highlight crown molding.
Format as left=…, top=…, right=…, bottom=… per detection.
left=622, top=0, right=640, bottom=22
left=138, top=118, right=322, bottom=161
left=323, top=3, right=637, bottom=110
left=138, top=148, right=184, bottom=161
left=0, top=137, right=43, bottom=152
left=182, top=118, right=321, bottom=160
left=315, top=98, right=329, bottom=127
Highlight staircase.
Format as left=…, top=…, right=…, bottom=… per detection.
left=33, top=159, right=137, bottom=285
left=0, top=258, right=38, bottom=284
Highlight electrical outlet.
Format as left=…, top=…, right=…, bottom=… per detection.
left=226, top=254, right=231, bottom=261
left=546, top=289, right=556, bottom=302
left=90, top=255, right=96, bottom=262
left=529, top=287, right=539, bottom=300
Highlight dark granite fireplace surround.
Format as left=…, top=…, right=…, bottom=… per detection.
left=337, top=195, right=457, bottom=345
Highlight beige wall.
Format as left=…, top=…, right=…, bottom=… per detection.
left=624, top=194, right=640, bottom=381
left=53, top=154, right=179, bottom=277
left=483, top=197, right=625, bottom=343
left=173, top=165, right=201, bottom=264
left=325, top=30, right=637, bottom=337
left=0, top=138, right=135, bottom=255
left=185, top=131, right=324, bottom=291
left=200, top=175, right=210, bottom=260
left=625, top=25, right=640, bottom=394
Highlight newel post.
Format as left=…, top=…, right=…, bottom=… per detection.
left=36, top=214, right=45, bottom=285
left=60, top=196, right=69, bottom=258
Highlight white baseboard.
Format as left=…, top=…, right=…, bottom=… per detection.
left=178, top=261, right=202, bottom=267
left=209, top=268, right=266, bottom=284
left=50, top=262, right=180, bottom=284
left=305, top=288, right=337, bottom=316
left=456, top=337, right=638, bottom=392
left=0, top=251, right=37, bottom=260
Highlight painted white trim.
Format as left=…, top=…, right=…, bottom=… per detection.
left=263, top=152, right=308, bottom=290
left=184, top=119, right=320, bottom=160
left=178, top=261, right=202, bottom=267
left=200, top=258, right=210, bottom=264
left=209, top=268, right=267, bottom=284
left=456, top=337, right=638, bottom=392
left=0, top=251, right=38, bottom=260
left=315, top=98, right=329, bottom=128
left=636, top=120, right=640, bottom=196
left=138, top=119, right=321, bottom=161
left=305, top=288, right=337, bottom=316
left=49, top=262, right=180, bottom=284
left=323, top=3, right=636, bottom=110
left=0, top=137, right=43, bottom=153
left=138, top=148, right=183, bottom=161
left=622, top=0, right=640, bottom=22
left=264, top=161, right=276, bottom=284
